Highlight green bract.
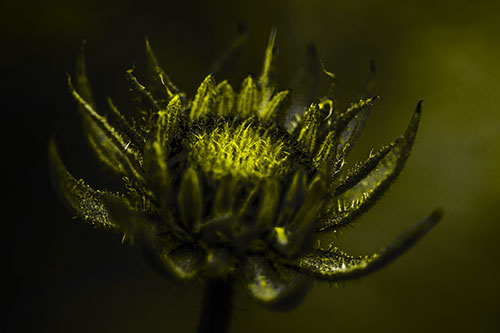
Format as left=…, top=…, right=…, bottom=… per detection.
left=50, top=32, right=441, bottom=310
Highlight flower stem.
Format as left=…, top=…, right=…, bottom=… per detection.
left=196, top=277, right=234, bottom=333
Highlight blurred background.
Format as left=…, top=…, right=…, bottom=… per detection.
left=6, top=0, right=500, bottom=332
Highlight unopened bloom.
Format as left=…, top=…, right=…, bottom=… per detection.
left=50, top=31, right=441, bottom=310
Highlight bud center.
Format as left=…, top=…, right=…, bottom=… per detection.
left=189, top=121, right=290, bottom=180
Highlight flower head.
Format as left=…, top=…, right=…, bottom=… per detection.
left=50, top=31, right=441, bottom=310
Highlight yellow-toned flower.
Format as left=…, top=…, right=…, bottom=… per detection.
left=50, top=30, right=441, bottom=331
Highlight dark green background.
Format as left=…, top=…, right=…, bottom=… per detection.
left=6, top=0, right=500, bottom=332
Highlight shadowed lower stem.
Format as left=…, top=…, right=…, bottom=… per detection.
left=196, top=277, right=234, bottom=333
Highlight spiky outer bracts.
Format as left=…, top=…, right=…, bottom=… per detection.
left=49, top=31, right=441, bottom=310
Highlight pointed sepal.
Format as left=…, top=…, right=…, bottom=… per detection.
left=273, top=175, right=327, bottom=258
left=74, top=42, right=96, bottom=107
left=259, top=90, right=289, bottom=123
left=126, top=69, right=161, bottom=114
left=145, top=37, right=182, bottom=101
left=255, top=178, right=280, bottom=228
left=276, top=170, right=307, bottom=226
left=48, top=140, right=122, bottom=229
left=159, top=244, right=205, bottom=280
left=144, top=95, right=182, bottom=196
left=333, top=96, right=377, bottom=158
left=313, top=130, right=338, bottom=176
left=68, top=75, right=128, bottom=152
left=213, top=176, right=236, bottom=217
left=213, top=80, right=235, bottom=116
left=68, top=76, right=146, bottom=187
left=333, top=142, right=395, bottom=196
left=102, top=193, right=157, bottom=244
left=244, top=255, right=312, bottom=311
left=177, top=167, right=203, bottom=231
left=294, top=103, right=321, bottom=154
left=143, top=138, right=171, bottom=201
left=318, top=102, right=423, bottom=232
left=259, top=28, right=277, bottom=107
left=156, top=94, right=182, bottom=147
left=107, top=97, right=146, bottom=150
left=237, top=75, right=259, bottom=117
left=292, top=209, right=442, bottom=280
left=190, top=75, right=216, bottom=119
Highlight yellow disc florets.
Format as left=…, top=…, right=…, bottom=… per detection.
left=189, top=120, right=290, bottom=181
